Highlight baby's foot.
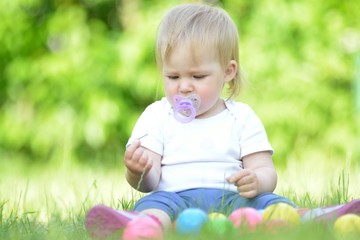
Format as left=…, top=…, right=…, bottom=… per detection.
left=301, top=199, right=360, bottom=222
left=85, top=205, right=141, bottom=239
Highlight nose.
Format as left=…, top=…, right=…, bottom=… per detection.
left=179, top=78, right=193, bottom=93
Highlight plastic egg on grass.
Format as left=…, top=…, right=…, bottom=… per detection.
left=263, top=203, right=300, bottom=226
left=204, top=218, right=234, bottom=236
left=208, top=212, right=227, bottom=220
left=228, top=207, right=263, bottom=231
left=334, top=214, right=360, bottom=234
left=257, top=209, right=265, bottom=216
left=176, top=208, right=208, bottom=235
left=264, top=219, right=290, bottom=232
left=122, top=217, right=164, bottom=240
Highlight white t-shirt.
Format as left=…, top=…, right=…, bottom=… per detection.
left=127, top=97, right=273, bottom=193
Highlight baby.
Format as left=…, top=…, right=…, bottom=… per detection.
left=86, top=3, right=296, bottom=239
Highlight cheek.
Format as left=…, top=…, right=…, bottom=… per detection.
left=198, top=83, right=223, bottom=106
left=163, top=83, right=177, bottom=105
left=198, top=82, right=222, bottom=99
left=164, top=81, right=175, bottom=94
left=197, top=89, right=219, bottom=109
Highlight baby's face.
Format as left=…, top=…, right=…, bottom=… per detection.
left=162, top=45, right=233, bottom=119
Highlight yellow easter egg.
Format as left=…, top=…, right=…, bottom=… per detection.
left=334, top=214, right=360, bottom=234
left=263, top=203, right=300, bottom=225
left=208, top=212, right=227, bottom=220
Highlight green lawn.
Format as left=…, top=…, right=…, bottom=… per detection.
left=1, top=158, right=359, bottom=239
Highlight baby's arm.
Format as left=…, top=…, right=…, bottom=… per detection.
left=124, top=139, right=162, bottom=193
left=226, top=151, right=277, bottom=198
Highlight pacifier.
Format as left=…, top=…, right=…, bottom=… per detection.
left=173, top=94, right=201, bottom=123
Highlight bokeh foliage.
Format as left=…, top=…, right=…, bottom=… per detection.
left=0, top=0, right=359, bottom=167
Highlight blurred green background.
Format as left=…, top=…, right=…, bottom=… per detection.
left=1, top=0, right=359, bottom=169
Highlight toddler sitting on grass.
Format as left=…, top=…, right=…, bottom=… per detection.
left=85, top=3, right=360, bottom=239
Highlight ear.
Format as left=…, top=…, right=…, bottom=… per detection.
left=224, top=60, right=238, bottom=83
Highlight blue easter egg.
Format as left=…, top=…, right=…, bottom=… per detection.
left=176, top=208, right=208, bottom=235
left=257, top=209, right=265, bottom=216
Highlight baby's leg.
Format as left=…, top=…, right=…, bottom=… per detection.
left=133, top=191, right=188, bottom=223
left=141, top=208, right=172, bottom=229
left=226, top=192, right=296, bottom=211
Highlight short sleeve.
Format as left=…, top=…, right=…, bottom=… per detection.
left=126, top=98, right=169, bottom=156
left=229, top=103, right=273, bottom=158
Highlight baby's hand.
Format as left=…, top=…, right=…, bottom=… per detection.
left=124, top=140, right=153, bottom=176
left=227, top=169, right=259, bottom=198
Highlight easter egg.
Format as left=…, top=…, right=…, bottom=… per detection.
left=228, top=207, right=263, bottom=231
left=257, top=209, right=265, bottom=216
left=264, top=219, right=290, bottom=232
left=122, top=217, right=163, bottom=240
left=263, top=203, right=300, bottom=225
left=204, top=217, right=234, bottom=235
left=176, top=208, right=208, bottom=235
left=208, top=212, right=227, bottom=219
left=334, top=214, right=360, bottom=234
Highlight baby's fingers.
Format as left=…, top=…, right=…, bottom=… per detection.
left=226, top=170, right=247, bottom=184
left=124, top=140, right=141, bottom=160
left=239, top=189, right=258, bottom=199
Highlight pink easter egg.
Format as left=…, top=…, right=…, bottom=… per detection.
left=122, top=217, right=163, bottom=240
left=228, top=207, right=263, bottom=231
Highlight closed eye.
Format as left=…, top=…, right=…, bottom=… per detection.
left=193, top=75, right=206, bottom=79
left=167, top=75, right=179, bottom=80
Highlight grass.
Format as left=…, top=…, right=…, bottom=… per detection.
left=0, top=157, right=359, bottom=239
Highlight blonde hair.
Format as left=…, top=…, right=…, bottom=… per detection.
left=156, top=3, right=242, bottom=99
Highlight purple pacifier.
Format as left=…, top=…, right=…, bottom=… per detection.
left=173, top=94, right=201, bottom=123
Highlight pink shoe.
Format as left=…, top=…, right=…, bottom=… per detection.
left=301, top=199, right=360, bottom=222
left=85, top=205, right=141, bottom=239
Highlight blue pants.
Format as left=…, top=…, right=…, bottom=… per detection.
left=133, top=188, right=295, bottom=221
